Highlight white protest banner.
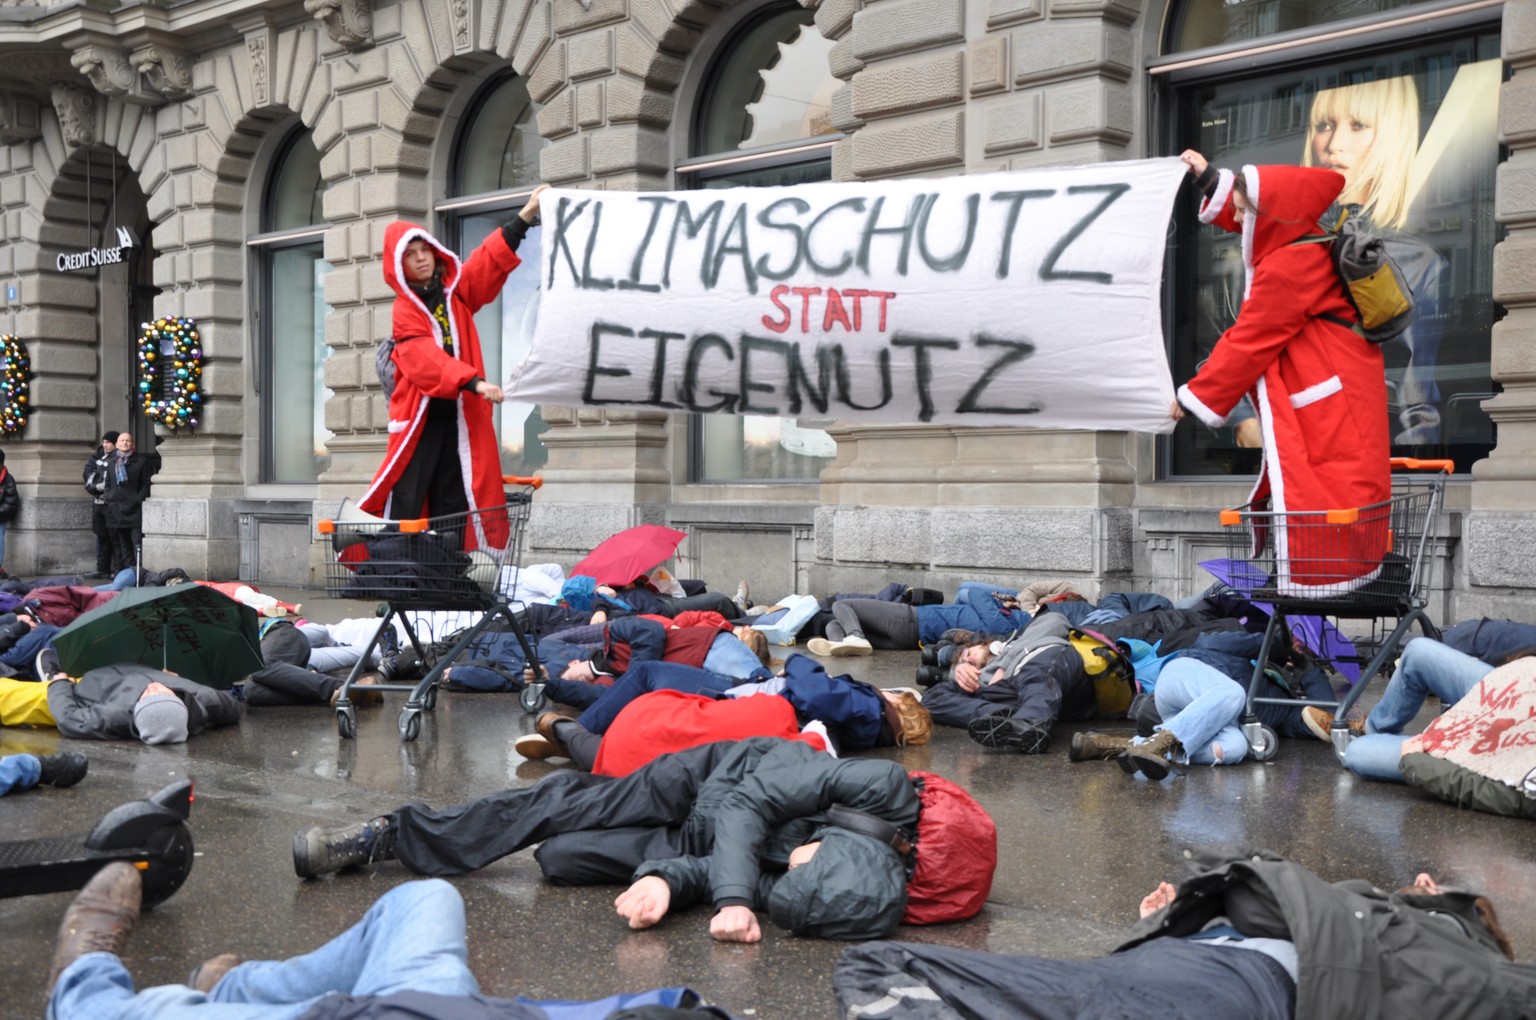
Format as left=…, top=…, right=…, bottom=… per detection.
left=507, top=158, right=1186, bottom=431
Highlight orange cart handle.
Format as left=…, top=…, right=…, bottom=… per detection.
left=1389, top=458, right=1455, bottom=473
left=503, top=475, right=544, bottom=489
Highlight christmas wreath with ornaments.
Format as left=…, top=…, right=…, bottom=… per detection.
left=0, top=334, right=30, bottom=435
left=138, top=316, right=202, bottom=429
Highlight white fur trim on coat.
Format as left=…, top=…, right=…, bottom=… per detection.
left=1176, top=382, right=1227, bottom=429
left=1289, top=376, right=1343, bottom=410
left=1198, top=168, right=1235, bottom=225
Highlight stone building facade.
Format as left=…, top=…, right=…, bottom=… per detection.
left=0, top=0, right=1529, bottom=622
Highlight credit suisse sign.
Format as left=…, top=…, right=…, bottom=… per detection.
left=57, top=227, right=136, bottom=272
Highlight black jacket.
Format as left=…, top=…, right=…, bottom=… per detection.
left=0, top=467, right=18, bottom=523
left=634, top=738, right=920, bottom=916
left=103, top=452, right=154, bottom=529
left=46, top=662, right=244, bottom=741
left=1119, top=849, right=1536, bottom=1020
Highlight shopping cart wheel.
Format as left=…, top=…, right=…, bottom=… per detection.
left=422, top=685, right=438, bottom=712
left=1247, top=723, right=1278, bottom=763
left=519, top=684, right=547, bottom=715
left=398, top=707, right=422, bottom=742
left=336, top=705, right=356, bottom=740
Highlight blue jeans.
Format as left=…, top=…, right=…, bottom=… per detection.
left=1149, top=658, right=1248, bottom=765
left=49, top=880, right=478, bottom=1020
left=0, top=752, right=40, bottom=795
left=1344, top=638, right=1493, bottom=783
left=701, top=631, right=766, bottom=680
left=576, top=660, right=735, bottom=735
left=94, top=568, right=141, bottom=592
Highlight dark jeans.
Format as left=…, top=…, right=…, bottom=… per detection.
left=109, top=526, right=141, bottom=574
left=90, top=503, right=112, bottom=573
left=576, top=660, right=735, bottom=735
left=392, top=740, right=738, bottom=884
left=827, top=600, right=920, bottom=649
left=389, top=410, right=468, bottom=522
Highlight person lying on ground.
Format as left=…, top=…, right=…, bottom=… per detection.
left=0, top=750, right=87, bottom=794
left=239, top=617, right=382, bottom=708
left=293, top=737, right=937, bottom=942
left=806, top=581, right=1028, bottom=657
left=46, top=864, right=725, bottom=1020
left=590, top=577, right=746, bottom=621
left=535, top=615, right=771, bottom=710
left=1303, top=636, right=1536, bottom=784
left=514, top=657, right=930, bottom=769
left=26, top=659, right=243, bottom=744
left=834, top=848, right=1533, bottom=1020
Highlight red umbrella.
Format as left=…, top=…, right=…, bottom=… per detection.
left=571, top=524, right=688, bottom=587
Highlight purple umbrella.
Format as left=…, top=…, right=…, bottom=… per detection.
left=1199, top=557, right=1361, bottom=683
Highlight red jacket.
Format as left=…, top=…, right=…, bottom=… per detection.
left=359, top=222, right=521, bottom=551
left=1178, top=165, right=1391, bottom=595
left=593, top=690, right=826, bottom=777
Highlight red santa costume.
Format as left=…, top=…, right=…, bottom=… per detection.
left=1177, top=164, right=1391, bottom=596
left=359, top=221, right=523, bottom=552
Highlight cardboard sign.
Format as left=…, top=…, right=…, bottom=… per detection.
left=506, top=159, right=1185, bottom=431
left=1420, top=658, right=1536, bottom=797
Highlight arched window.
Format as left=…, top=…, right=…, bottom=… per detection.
left=250, top=127, right=331, bottom=483
left=1156, top=3, right=1503, bottom=477
left=682, top=3, right=839, bottom=482
left=442, top=73, right=549, bottom=475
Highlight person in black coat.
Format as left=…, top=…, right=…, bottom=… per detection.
left=82, top=431, right=119, bottom=577
left=102, top=433, right=154, bottom=574
left=0, top=447, right=20, bottom=578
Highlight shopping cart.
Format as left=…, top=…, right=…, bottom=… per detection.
left=317, top=476, right=545, bottom=742
left=1218, top=459, right=1452, bottom=763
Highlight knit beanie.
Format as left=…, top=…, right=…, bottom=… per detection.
left=134, top=691, right=189, bottom=745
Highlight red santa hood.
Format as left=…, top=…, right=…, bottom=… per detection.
left=382, top=221, right=460, bottom=301
left=1199, top=164, right=1345, bottom=300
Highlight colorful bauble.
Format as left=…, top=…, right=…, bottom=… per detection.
left=0, top=335, right=30, bottom=435
left=138, top=316, right=202, bottom=430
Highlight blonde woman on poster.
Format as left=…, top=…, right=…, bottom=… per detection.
left=1303, top=77, right=1448, bottom=445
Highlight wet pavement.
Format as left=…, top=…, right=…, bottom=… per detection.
left=3, top=588, right=1534, bottom=1020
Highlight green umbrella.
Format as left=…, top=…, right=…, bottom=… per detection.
left=52, top=584, right=264, bottom=689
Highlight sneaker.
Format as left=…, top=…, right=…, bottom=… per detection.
left=292, top=816, right=396, bottom=879
left=828, top=636, right=873, bottom=657
left=966, top=711, right=1050, bottom=754
left=35, top=645, right=63, bottom=681
left=806, top=637, right=836, bottom=656
left=37, top=752, right=89, bottom=788
left=733, top=580, right=750, bottom=615
left=188, top=953, right=241, bottom=994
left=49, top=862, right=141, bottom=992
left=1301, top=706, right=1366, bottom=742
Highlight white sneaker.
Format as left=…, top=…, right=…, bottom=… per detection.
left=806, top=637, right=836, bottom=656
left=829, top=636, right=873, bottom=657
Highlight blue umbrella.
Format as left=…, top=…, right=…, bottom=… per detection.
left=1199, top=558, right=1361, bottom=683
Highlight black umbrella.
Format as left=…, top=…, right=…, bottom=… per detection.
left=52, top=584, right=264, bottom=689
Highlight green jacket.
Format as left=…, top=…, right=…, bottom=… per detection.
left=1118, top=849, right=1536, bottom=1020
left=1401, top=751, right=1536, bottom=820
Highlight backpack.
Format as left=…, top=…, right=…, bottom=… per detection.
left=375, top=336, right=397, bottom=397
left=1291, top=210, right=1415, bottom=343
left=1066, top=626, right=1138, bottom=718
left=902, top=771, right=997, bottom=925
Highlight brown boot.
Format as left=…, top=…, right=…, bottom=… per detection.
left=49, top=862, right=142, bottom=992
left=188, top=952, right=242, bottom=993
left=1069, top=731, right=1133, bottom=762
left=1119, top=729, right=1183, bottom=781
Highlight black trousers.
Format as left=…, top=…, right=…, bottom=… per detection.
left=392, top=741, right=737, bottom=883
left=245, top=620, right=338, bottom=706
left=91, top=503, right=112, bottom=572
left=389, top=410, right=469, bottom=523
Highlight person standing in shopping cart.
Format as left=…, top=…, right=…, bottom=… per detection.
left=358, top=185, right=548, bottom=553
left=1171, top=152, right=1392, bottom=597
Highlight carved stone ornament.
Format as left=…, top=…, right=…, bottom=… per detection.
left=71, top=45, right=138, bottom=98
left=304, top=0, right=375, bottom=51
left=450, top=0, right=471, bottom=52
left=133, top=44, right=195, bottom=101
left=0, top=91, right=42, bottom=145
left=50, top=83, right=95, bottom=149
left=248, top=34, right=270, bottom=107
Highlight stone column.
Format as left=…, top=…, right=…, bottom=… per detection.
left=1465, top=2, right=1536, bottom=618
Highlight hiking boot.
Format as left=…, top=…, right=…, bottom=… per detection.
left=332, top=676, right=384, bottom=708
left=1069, top=731, right=1132, bottom=762
left=292, top=816, right=396, bottom=879
left=49, top=862, right=141, bottom=992
left=37, top=752, right=89, bottom=788
left=1119, top=729, right=1182, bottom=781
left=188, top=953, right=241, bottom=994
left=1301, top=706, right=1366, bottom=743
left=967, top=711, right=1050, bottom=754
left=515, top=712, right=572, bottom=760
